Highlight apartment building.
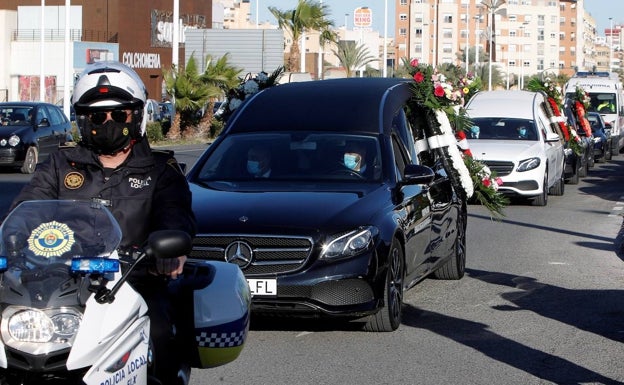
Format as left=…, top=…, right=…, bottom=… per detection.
left=394, top=0, right=601, bottom=83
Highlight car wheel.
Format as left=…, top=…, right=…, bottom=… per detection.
left=549, top=168, right=565, bottom=196
left=433, top=205, right=466, bottom=280
left=532, top=170, right=548, bottom=206
left=588, top=151, right=595, bottom=168
left=364, top=239, right=403, bottom=332
left=21, top=146, right=38, bottom=174
left=578, top=158, right=588, bottom=177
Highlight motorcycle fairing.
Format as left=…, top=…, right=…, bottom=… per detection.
left=67, top=282, right=148, bottom=370
left=80, top=316, right=149, bottom=385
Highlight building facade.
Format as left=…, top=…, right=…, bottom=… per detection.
left=2, top=0, right=212, bottom=102
left=393, top=0, right=614, bottom=85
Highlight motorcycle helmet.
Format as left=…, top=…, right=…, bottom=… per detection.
left=72, top=61, right=148, bottom=154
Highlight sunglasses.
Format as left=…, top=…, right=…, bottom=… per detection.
left=88, top=110, right=130, bottom=125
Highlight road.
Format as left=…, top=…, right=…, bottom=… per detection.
left=0, top=145, right=622, bottom=385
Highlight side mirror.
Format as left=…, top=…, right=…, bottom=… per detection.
left=545, top=132, right=561, bottom=142
left=146, top=230, right=192, bottom=259
left=402, top=164, right=435, bottom=185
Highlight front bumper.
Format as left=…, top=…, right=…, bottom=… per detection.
left=190, top=234, right=384, bottom=317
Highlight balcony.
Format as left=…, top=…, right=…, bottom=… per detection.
left=12, top=29, right=118, bottom=43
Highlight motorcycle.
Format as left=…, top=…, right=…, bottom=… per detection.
left=0, top=200, right=250, bottom=385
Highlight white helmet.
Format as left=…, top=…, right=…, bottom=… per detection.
left=72, top=61, right=148, bottom=139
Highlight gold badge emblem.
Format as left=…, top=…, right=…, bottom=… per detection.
left=64, top=172, right=84, bottom=189
left=27, top=221, right=75, bottom=258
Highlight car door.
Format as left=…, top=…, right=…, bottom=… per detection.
left=32, top=105, right=56, bottom=159
left=391, top=134, right=432, bottom=283
left=46, top=105, right=71, bottom=144
left=537, top=110, right=563, bottom=187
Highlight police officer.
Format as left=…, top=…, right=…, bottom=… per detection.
left=9, top=61, right=196, bottom=384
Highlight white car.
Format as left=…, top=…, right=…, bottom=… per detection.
left=465, top=90, right=565, bottom=206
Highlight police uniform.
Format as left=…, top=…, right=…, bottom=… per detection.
left=10, top=138, right=196, bottom=384
left=10, top=139, right=196, bottom=247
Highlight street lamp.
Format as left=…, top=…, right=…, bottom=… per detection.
left=609, top=18, right=614, bottom=72
left=465, top=8, right=470, bottom=74
left=474, top=15, right=481, bottom=66
left=481, top=0, right=506, bottom=91
left=519, top=25, right=524, bottom=89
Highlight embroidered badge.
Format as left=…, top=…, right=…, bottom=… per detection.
left=27, top=221, right=75, bottom=258
left=64, top=172, right=84, bottom=189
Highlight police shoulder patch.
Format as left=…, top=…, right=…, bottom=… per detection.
left=64, top=171, right=85, bottom=189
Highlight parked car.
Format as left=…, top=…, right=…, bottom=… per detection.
left=560, top=99, right=592, bottom=184
left=0, top=102, right=73, bottom=174
left=159, top=101, right=174, bottom=132
left=586, top=111, right=613, bottom=162
left=185, top=78, right=467, bottom=332
left=465, top=90, right=565, bottom=206
left=145, top=98, right=161, bottom=123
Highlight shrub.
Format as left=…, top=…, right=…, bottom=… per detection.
left=146, top=121, right=164, bottom=142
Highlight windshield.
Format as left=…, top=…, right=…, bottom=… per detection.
left=194, top=132, right=382, bottom=183
left=0, top=200, right=122, bottom=268
left=467, top=118, right=538, bottom=141
left=0, top=106, right=34, bottom=126
left=566, top=92, right=617, bottom=114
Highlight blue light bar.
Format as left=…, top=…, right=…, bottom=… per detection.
left=71, top=258, right=119, bottom=274
left=0, top=257, right=7, bottom=271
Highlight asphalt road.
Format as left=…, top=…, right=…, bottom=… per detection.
left=0, top=145, right=622, bottom=385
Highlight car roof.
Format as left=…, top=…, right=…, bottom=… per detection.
left=0, top=101, right=53, bottom=107
left=466, top=90, right=543, bottom=119
left=224, top=77, right=413, bottom=135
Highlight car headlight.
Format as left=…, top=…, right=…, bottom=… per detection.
left=516, top=157, right=540, bottom=172
left=1, top=306, right=82, bottom=354
left=321, top=227, right=375, bottom=260
left=8, top=135, right=20, bottom=147
left=593, top=137, right=602, bottom=143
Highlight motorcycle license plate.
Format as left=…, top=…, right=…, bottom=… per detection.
left=247, top=279, right=277, bottom=296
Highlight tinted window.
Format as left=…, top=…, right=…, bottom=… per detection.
left=195, top=132, right=382, bottom=183
left=469, top=118, right=538, bottom=141
left=46, top=105, right=66, bottom=126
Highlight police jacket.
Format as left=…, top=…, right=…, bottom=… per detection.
left=10, top=139, right=196, bottom=248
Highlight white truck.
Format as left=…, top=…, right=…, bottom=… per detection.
left=563, top=71, right=624, bottom=156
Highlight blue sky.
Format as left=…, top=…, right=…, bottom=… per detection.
left=585, top=0, right=624, bottom=34
left=255, top=1, right=395, bottom=35
left=255, top=0, right=619, bottom=37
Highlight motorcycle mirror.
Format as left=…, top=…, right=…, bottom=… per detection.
left=145, top=230, right=192, bottom=259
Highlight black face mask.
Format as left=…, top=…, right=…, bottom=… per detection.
left=83, top=119, right=133, bottom=155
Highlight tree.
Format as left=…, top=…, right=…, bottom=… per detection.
left=332, top=40, right=377, bottom=78
left=196, top=54, right=243, bottom=136
left=163, top=55, right=213, bottom=139
left=269, top=0, right=335, bottom=72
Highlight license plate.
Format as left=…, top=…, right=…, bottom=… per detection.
left=247, top=279, right=277, bottom=296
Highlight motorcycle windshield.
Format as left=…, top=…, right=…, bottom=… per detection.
left=0, top=200, right=122, bottom=267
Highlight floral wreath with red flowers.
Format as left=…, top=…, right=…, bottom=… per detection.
left=572, top=86, right=592, bottom=137
left=526, top=77, right=584, bottom=156
left=405, top=58, right=508, bottom=218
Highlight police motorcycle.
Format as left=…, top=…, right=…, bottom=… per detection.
left=0, top=200, right=250, bottom=385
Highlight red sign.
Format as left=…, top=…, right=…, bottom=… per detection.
left=353, top=7, right=372, bottom=28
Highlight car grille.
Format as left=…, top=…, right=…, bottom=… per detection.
left=190, top=234, right=313, bottom=276
left=482, top=160, right=514, bottom=176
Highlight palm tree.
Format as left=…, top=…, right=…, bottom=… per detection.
left=332, top=40, right=377, bottom=78
left=196, top=54, right=242, bottom=136
left=163, top=55, right=213, bottom=139
left=269, top=0, right=335, bottom=72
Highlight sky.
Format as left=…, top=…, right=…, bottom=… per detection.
left=584, top=0, right=624, bottom=34
left=254, top=0, right=621, bottom=38
left=254, top=0, right=395, bottom=35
